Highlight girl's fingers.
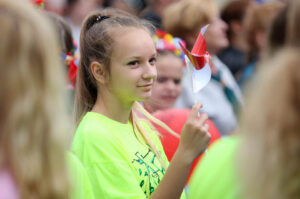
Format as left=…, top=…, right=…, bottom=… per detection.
left=202, top=123, right=210, bottom=132
left=187, top=102, right=202, bottom=121
left=198, top=113, right=208, bottom=126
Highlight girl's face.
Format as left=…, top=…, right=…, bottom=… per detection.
left=145, top=54, right=183, bottom=112
left=107, top=28, right=157, bottom=104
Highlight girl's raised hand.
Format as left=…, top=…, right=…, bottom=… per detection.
left=177, top=102, right=211, bottom=164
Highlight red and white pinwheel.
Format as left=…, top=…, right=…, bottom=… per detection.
left=179, top=25, right=211, bottom=93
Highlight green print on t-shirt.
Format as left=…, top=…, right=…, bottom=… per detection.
left=132, top=148, right=165, bottom=195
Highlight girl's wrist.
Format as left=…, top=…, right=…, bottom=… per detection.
left=173, top=146, right=196, bottom=166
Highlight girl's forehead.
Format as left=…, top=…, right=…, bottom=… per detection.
left=110, top=27, right=156, bottom=57
left=109, top=26, right=150, bottom=39
left=158, top=59, right=183, bottom=71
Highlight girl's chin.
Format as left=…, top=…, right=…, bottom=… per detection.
left=161, top=97, right=176, bottom=104
left=137, top=94, right=152, bottom=101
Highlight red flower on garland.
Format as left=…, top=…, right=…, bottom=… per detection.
left=30, top=0, right=45, bottom=9
left=156, top=29, right=167, bottom=38
left=68, top=60, right=77, bottom=89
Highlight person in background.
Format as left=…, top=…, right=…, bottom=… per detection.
left=218, top=0, right=252, bottom=79
left=163, top=0, right=243, bottom=136
left=188, top=1, right=300, bottom=198
left=238, top=49, right=300, bottom=199
left=263, top=3, right=297, bottom=58
left=238, top=1, right=284, bottom=89
left=143, top=30, right=185, bottom=113
left=44, top=0, right=66, bottom=15
left=63, top=0, right=104, bottom=46
left=43, top=11, right=97, bottom=198
left=0, top=0, right=69, bottom=198
left=45, top=12, right=78, bottom=118
left=188, top=48, right=300, bottom=199
left=140, top=0, right=180, bottom=29
left=45, top=12, right=78, bottom=90
left=103, top=0, right=146, bottom=16
left=239, top=3, right=300, bottom=198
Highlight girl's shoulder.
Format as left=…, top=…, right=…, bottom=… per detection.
left=72, top=112, right=135, bottom=154
left=76, top=112, right=131, bottom=138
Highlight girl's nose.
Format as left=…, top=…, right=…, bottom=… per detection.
left=165, top=80, right=176, bottom=91
left=142, top=63, right=157, bottom=79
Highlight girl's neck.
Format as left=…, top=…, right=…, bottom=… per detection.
left=92, top=92, right=133, bottom=124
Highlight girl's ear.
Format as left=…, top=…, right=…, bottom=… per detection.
left=90, top=61, right=108, bottom=84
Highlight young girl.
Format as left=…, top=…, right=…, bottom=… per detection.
left=71, top=8, right=211, bottom=198
left=0, top=0, right=69, bottom=198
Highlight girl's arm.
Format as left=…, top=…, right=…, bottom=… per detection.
left=150, top=102, right=211, bottom=199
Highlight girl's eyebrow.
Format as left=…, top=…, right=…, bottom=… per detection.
left=128, top=56, right=141, bottom=59
left=127, top=53, right=157, bottom=60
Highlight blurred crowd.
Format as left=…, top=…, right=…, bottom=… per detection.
left=0, top=0, right=299, bottom=198
left=43, top=0, right=287, bottom=135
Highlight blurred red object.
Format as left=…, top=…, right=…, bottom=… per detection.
left=30, top=0, right=44, bottom=9
left=152, top=108, right=221, bottom=183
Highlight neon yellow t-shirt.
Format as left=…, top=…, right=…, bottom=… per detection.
left=67, top=151, right=95, bottom=199
left=188, top=136, right=241, bottom=199
left=72, top=112, right=184, bottom=199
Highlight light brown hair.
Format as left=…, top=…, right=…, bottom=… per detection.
left=238, top=48, right=300, bottom=199
left=243, top=1, right=284, bottom=61
left=162, top=0, right=218, bottom=40
left=0, top=0, right=69, bottom=198
left=221, top=0, right=252, bottom=42
left=45, top=11, right=74, bottom=54
left=266, top=0, right=300, bottom=57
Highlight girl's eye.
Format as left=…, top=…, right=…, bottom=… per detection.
left=174, top=79, right=181, bottom=85
left=149, top=57, right=157, bottom=65
left=127, top=60, right=139, bottom=66
left=156, top=77, right=166, bottom=83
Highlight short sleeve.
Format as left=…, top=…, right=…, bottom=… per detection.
left=72, top=129, right=146, bottom=199
left=67, top=152, right=95, bottom=199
